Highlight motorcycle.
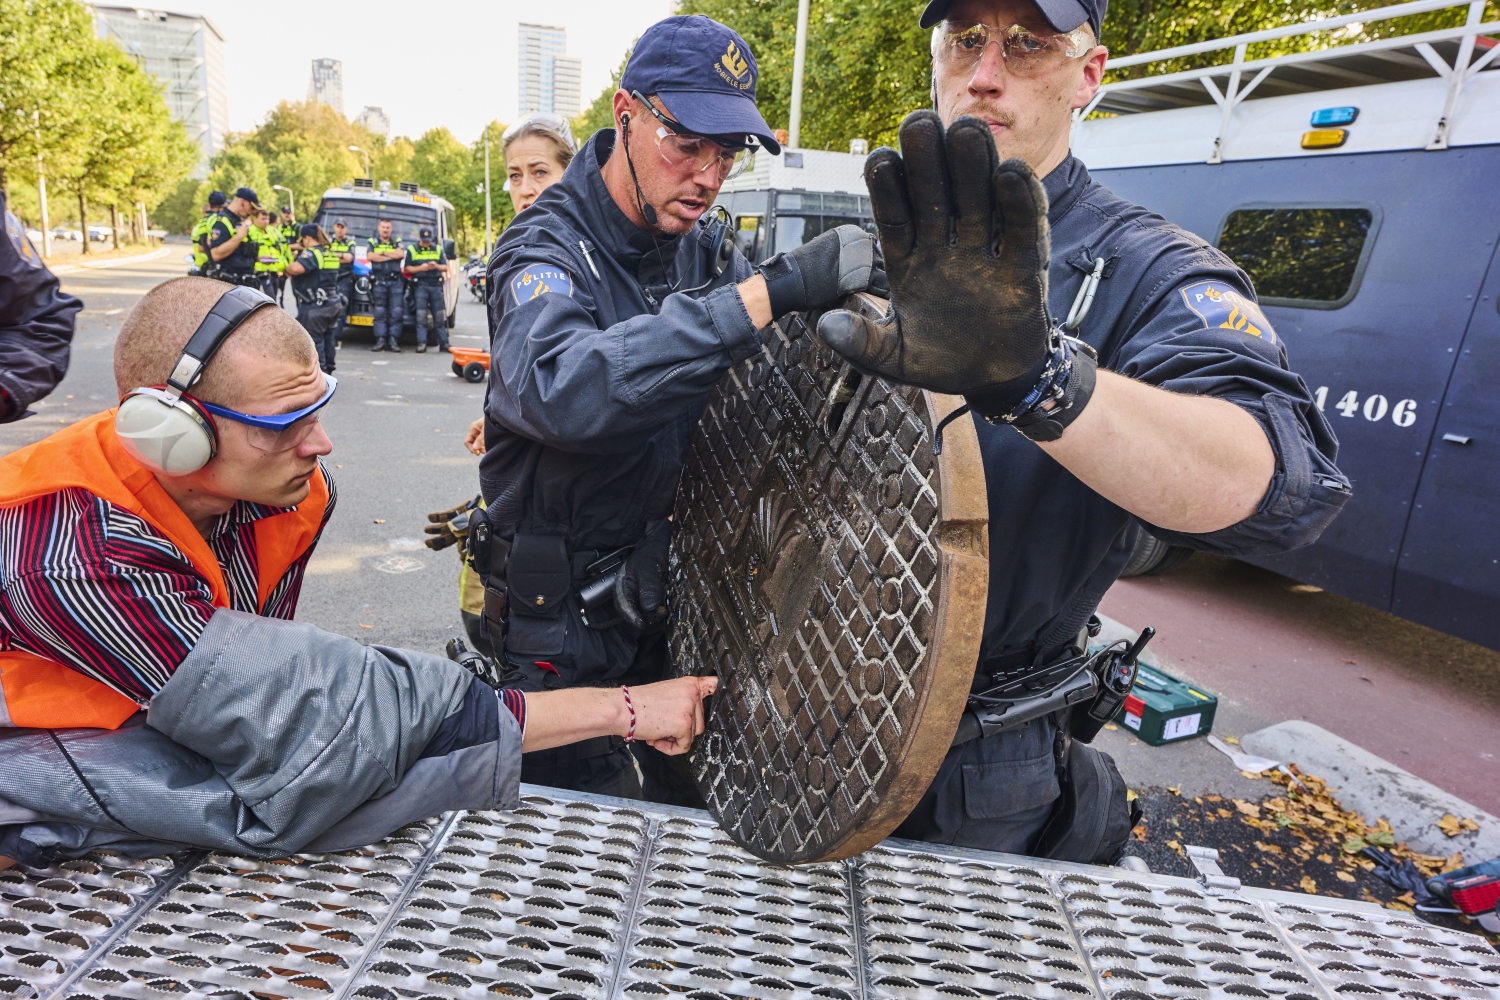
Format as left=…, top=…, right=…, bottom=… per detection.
left=462, top=254, right=486, bottom=303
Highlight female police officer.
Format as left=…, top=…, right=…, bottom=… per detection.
left=286, top=224, right=351, bottom=375
left=476, top=15, right=886, bottom=801
left=814, top=0, right=1349, bottom=862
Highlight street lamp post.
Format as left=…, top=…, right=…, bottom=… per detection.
left=483, top=125, right=493, bottom=256
left=272, top=184, right=295, bottom=220
left=349, top=145, right=370, bottom=179
left=788, top=0, right=811, bottom=149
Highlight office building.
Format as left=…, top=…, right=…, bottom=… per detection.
left=308, top=58, right=344, bottom=117
left=92, top=5, right=228, bottom=179
left=355, top=105, right=391, bottom=137
left=518, top=23, right=580, bottom=118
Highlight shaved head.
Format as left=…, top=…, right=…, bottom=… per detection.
left=114, top=277, right=317, bottom=408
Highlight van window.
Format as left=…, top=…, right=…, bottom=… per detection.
left=1217, top=208, right=1374, bottom=306
left=735, top=215, right=765, bottom=262
left=773, top=214, right=866, bottom=255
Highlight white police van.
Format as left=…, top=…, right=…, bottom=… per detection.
left=312, top=179, right=461, bottom=339
left=713, top=146, right=875, bottom=263
left=1074, top=0, right=1500, bottom=649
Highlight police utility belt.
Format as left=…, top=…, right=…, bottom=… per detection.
left=952, top=618, right=1155, bottom=748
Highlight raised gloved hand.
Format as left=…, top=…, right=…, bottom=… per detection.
left=759, top=224, right=888, bottom=319
left=817, top=111, right=1065, bottom=419
left=614, top=519, right=671, bottom=634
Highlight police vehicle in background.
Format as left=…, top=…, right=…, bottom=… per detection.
left=312, top=178, right=461, bottom=337
left=1073, top=0, right=1499, bottom=649
left=713, top=145, right=874, bottom=262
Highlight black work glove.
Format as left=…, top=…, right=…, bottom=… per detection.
left=614, top=519, right=671, bottom=634
left=817, top=110, right=1055, bottom=416
left=759, top=224, right=888, bottom=319
left=424, top=499, right=474, bottom=551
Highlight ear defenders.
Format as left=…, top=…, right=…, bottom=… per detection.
left=114, top=285, right=276, bottom=476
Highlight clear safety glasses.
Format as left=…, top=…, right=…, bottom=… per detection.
left=202, top=374, right=337, bottom=453
left=630, top=91, right=756, bottom=182
left=932, top=21, right=1093, bottom=77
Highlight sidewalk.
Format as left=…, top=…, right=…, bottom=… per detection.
left=42, top=245, right=171, bottom=274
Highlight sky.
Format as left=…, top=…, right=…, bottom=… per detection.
left=166, top=0, right=677, bottom=144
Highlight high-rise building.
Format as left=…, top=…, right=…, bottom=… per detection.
left=92, top=5, right=228, bottom=179
left=518, top=23, right=580, bottom=118
left=308, top=58, right=344, bottom=117
left=355, top=105, right=391, bottom=137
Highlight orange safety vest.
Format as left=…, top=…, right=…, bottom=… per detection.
left=0, top=410, right=329, bottom=730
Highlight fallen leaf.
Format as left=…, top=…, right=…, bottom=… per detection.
left=1300, top=875, right=1318, bottom=894
left=1365, top=830, right=1395, bottom=847
left=1396, top=891, right=1415, bottom=905
left=1131, top=824, right=1147, bottom=843
left=358, top=623, right=374, bottom=629
left=1386, top=900, right=1413, bottom=912
left=1317, top=853, right=1333, bottom=864
left=1166, top=840, right=1182, bottom=852
left=1168, top=786, right=1181, bottom=796
left=1223, top=736, right=1240, bottom=745
left=1194, top=796, right=1204, bottom=805
left=1234, top=799, right=1262, bottom=818
left=373, top=518, right=386, bottom=524
left=1206, top=794, right=1223, bottom=803
left=1336, top=871, right=1356, bottom=882
left=1240, top=770, right=1263, bottom=780
left=1254, top=841, right=1283, bottom=855
left=1343, top=836, right=1366, bottom=853
left=1126, top=788, right=1138, bottom=802
left=1217, top=808, right=1232, bottom=819
left=1104, top=723, right=1119, bottom=731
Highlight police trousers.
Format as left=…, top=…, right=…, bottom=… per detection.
left=371, top=278, right=405, bottom=346
left=412, top=283, right=446, bottom=347
left=892, top=714, right=1061, bottom=854
left=298, top=299, right=345, bottom=373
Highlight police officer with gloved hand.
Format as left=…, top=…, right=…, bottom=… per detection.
left=204, top=187, right=262, bottom=287
left=286, top=223, right=351, bottom=375
left=477, top=14, right=885, bottom=802
left=811, top=0, right=1349, bottom=865
left=189, top=191, right=225, bottom=275
left=1, top=190, right=80, bottom=422
left=368, top=218, right=405, bottom=352
left=404, top=226, right=448, bottom=353
left=328, top=219, right=355, bottom=328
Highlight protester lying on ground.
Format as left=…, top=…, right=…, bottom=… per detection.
left=0, top=277, right=716, bottom=870
left=0, top=190, right=79, bottom=423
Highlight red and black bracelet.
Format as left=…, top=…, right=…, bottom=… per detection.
left=620, top=685, right=637, bottom=744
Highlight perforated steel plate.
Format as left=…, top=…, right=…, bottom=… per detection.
left=668, top=295, right=990, bottom=863
left=5, top=789, right=1495, bottom=1000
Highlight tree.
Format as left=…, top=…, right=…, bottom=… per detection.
left=0, top=0, right=95, bottom=199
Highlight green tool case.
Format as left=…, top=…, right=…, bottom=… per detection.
left=1116, top=664, right=1217, bottom=746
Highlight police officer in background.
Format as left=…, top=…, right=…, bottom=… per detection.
left=286, top=223, right=350, bottom=375
left=327, top=218, right=356, bottom=328
left=405, top=226, right=448, bottom=353
left=248, top=207, right=284, bottom=299
left=809, top=0, right=1349, bottom=863
left=368, top=218, right=405, bottom=352
left=279, top=207, right=298, bottom=246
left=479, top=15, right=886, bottom=800
left=205, top=187, right=262, bottom=287
left=189, top=191, right=225, bottom=275
left=1, top=190, right=79, bottom=422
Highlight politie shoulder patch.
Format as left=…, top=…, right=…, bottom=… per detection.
left=1179, top=279, right=1279, bottom=345
left=510, top=264, right=573, bottom=306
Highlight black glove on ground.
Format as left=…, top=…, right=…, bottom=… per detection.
left=614, top=519, right=671, bottom=634
left=817, top=110, right=1056, bottom=415
left=759, top=224, right=888, bottom=319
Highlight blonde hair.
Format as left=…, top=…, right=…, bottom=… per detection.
left=503, top=115, right=576, bottom=171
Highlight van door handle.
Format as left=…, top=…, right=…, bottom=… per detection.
left=1442, top=433, right=1472, bottom=445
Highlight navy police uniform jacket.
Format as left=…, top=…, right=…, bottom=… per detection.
left=0, top=193, right=79, bottom=422
left=978, top=155, right=1348, bottom=661
left=481, top=128, right=758, bottom=683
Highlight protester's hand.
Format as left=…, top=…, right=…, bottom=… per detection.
left=629, top=675, right=718, bottom=754
left=614, top=520, right=671, bottom=634
left=816, top=110, right=1055, bottom=415
left=758, top=224, right=886, bottom=319
left=464, top=417, right=486, bottom=456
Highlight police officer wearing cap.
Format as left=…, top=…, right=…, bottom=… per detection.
left=810, top=0, right=1349, bottom=863
left=477, top=14, right=886, bottom=801
left=189, top=191, right=226, bottom=275
left=405, top=226, right=449, bottom=353
left=328, top=219, right=356, bottom=327
left=286, top=223, right=351, bottom=375
left=205, top=187, right=263, bottom=287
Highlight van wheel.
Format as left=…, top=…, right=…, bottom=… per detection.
left=451, top=361, right=463, bottom=377
left=463, top=361, right=486, bottom=383
left=1120, top=529, right=1193, bottom=577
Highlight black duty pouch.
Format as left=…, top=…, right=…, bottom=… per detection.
left=504, top=534, right=572, bottom=660
left=1032, top=735, right=1138, bottom=865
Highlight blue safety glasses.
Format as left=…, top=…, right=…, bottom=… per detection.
left=201, top=374, right=337, bottom=453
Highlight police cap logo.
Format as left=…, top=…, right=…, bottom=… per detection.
left=715, top=39, right=754, bottom=90
left=1179, top=279, right=1279, bottom=345
left=510, top=263, right=573, bottom=305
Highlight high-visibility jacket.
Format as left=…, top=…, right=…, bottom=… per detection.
left=327, top=237, right=354, bottom=275
left=190, top=213, right=216, bottom=268
left=0, top=411, right=330, bottom=730
left=250, top=225, right=285, bottom=274
left=405, top=243, right=444, bottom=284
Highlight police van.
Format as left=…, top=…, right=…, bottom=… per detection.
left=1073, top=0, right=1500, bottom=649
left=713, top=146, right=875, bottom=262
left=313, top=179, right=461, bottom=337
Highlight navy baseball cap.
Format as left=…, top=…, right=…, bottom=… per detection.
left=207, top=190, right=226, bottom=207
left=919, top=0, right=1107, bottom=40
left=620, top=15, right=781, bottom=154
left=418, top=226, right=434, bottom=239
left=233, top=187, right=260, bottom=207
left=299, top=224, right=320, bottom=238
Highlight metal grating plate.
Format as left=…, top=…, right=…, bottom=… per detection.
left=3, top=787, right=1496, bottom=1000
left=669, top=295, right=989, bottom=864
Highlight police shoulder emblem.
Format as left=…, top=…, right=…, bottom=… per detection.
left=510, top=263, right=573, bottom=305
left=1179, top=279, right=1278, bottom=345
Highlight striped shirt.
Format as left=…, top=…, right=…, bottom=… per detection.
left=0, top=467, right=338, bottom=704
